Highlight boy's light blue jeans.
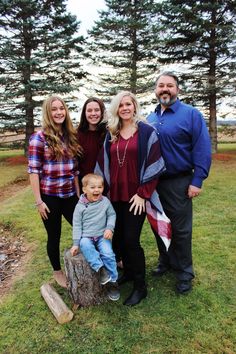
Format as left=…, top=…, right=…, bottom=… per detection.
left=79, top=236, right=118, bottom=282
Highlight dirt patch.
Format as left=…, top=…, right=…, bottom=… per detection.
left=0, top=159, right=30, bottom=299
left=5, top=156, right=28, bottom=165
left=0, top=153, right=29, bottom=203
left=0, top=223, right=32, bottom=300
left=212, top=153, right=236, bottom=161
left=0, top=177, right=29, bottom=203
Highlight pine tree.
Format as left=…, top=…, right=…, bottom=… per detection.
left=87, top=0, right=160, bottom=105
left=0, top=0, right=85, bottom=153
left=157, top=0, right=236, bottom=152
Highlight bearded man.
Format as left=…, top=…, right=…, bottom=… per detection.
left=147, top=71, right=211, bottom=294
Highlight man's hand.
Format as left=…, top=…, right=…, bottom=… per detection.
left=188, top=185, right=202, bottom=198
left=104, top=229, right=113, bottom=240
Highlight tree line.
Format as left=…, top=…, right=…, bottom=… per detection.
left=0, top=0, right=235, bottom=153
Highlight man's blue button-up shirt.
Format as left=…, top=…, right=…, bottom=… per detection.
left=147, top=99, right=211, bottom=188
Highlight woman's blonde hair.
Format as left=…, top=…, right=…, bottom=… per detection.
left=42, top=95, right=82, bottom=159
left=107, top=91, right=143, bottom=141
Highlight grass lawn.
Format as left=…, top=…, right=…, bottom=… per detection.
left=0, top=149, right=24, bottom=160
left=0, top=147, right=235, bottom=354
left=217, top=143, right=236, bottom=153
left=0, top=149, right=27, bottom=187
left=0, top=164, right=28, bottom=188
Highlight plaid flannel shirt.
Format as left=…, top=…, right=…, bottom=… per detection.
left=28, top=131, right=79, bottom=198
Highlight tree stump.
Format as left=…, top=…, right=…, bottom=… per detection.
left=64, top=249, right=108, bottom=307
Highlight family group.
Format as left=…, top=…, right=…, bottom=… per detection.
left=28, top=72, right=211, bottom=307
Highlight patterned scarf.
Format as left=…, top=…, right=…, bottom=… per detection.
left=95, top=121, right=171, bottom=250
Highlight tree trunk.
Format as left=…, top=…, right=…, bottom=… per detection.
left=209, top=102, right=217, bottom=154
left=208, top=7, right=217, bottom=154
left=64, top=249, right=108, bottom=307
left=24, top=107, right=34, bottom=156
left=23, top=22, right=34, bottom=157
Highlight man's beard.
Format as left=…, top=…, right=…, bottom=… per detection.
left=158, top=94, right=177, bottom=107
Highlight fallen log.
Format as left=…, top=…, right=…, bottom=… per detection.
left=64, top=249, right=108, bottom=307
left=40, top=283, right=74, bottom=324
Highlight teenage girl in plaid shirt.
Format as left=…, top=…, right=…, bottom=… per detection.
left=28, top=96, right=81, bottom=288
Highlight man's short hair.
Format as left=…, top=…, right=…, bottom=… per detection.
left=155, top=71, right=180, bottom=87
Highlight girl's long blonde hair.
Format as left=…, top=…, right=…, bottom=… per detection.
left=42, top=95, right=82, bottom=160
left=107, top=91, right=143, bottom=141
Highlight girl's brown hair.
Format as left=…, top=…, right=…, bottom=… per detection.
left=78, top=97, right=107, bottom=139
left=42, top=96, right=82, bottom=159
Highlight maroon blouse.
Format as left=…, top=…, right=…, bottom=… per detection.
left=110, top=132, right=157, bottom=202
left=78, top=130, right=104, bottom=178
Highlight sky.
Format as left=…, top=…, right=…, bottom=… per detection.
left=66, top=0, right=106, bottom=35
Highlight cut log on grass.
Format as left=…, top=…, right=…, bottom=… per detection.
left=40, top=283, right=74, bottom=324
left=64, top=249, right=108, bottom=307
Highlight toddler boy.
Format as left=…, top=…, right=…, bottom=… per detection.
left=70, top=173, right=119, bottom=301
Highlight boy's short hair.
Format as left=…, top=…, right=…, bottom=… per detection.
left=81, top=173, right=104, bottom=187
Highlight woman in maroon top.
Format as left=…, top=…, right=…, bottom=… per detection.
left=77, top=97, right=107, bottom=188
left=103, top=91, right=160, bottom=306
left=78, top=98, right=124, bottom=269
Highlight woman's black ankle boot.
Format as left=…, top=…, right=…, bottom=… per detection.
left=123, top=284, right=147, bottom=306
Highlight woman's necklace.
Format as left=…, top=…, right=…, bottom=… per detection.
left=116, top=136, right=131, bottom=167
